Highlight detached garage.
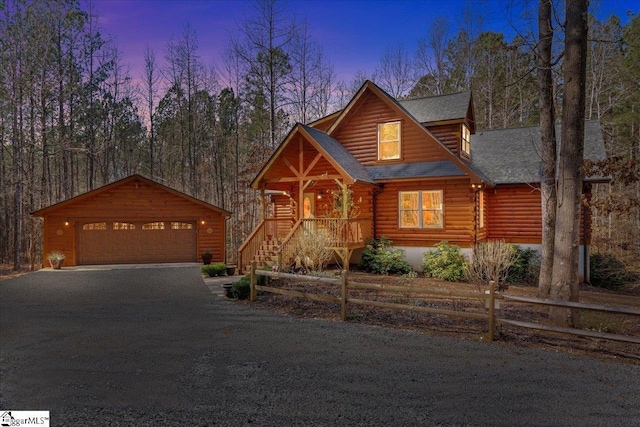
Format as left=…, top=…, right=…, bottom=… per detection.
left=32, top=174, right=230, bottom=266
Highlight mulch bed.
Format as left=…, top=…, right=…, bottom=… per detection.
left=243, top=270, right=640, bottom=365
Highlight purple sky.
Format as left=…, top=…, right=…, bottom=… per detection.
left=91, top=0, right=638, bottom=85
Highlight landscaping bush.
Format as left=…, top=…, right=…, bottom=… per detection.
left=201, top=262, right=227, bottom=277
left=360, top=236, right=413, bottom=275
left=421, top=241, right=467, bottom=281
left=466, top=240, right=518, bottom=286
left=292, top=228, right=334, bottom=273
left=590, top=253, right=629, bottom=289
left=232, top=276, right=251, bottom=299
left=507, top=246, right=540, bottom=285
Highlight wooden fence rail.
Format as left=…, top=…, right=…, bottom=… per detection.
left=248, top=261, right=640, bottom=345
left=496, top=294, right=640, bottom=345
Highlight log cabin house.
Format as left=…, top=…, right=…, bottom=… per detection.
left=32, top=174, right=230, bottom=266
left=239, top=81, right=607, bottom=280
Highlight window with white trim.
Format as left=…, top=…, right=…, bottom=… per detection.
left=399, top=190, right=443, bottom=229
left=462, top=124, right=471, bottom=155
left=378, top=121, right=401, bottom=160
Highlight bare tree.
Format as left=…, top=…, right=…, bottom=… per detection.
left=233, top=0, right=294, bottom=148
left=142, top=44, right=160, bottom=178
left=288, top=19, right=334, bottom=123
left=414, top=16, right=450, bottom=96
left=549, top=0, right=589, bottom=326
left=537, top=0, right=557, bottom=298
left=373, top=43, right=416, bottom=99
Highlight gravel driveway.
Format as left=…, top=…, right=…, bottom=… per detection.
left=1, top=266, right=638, bottom=426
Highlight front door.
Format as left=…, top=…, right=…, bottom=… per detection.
left=303, top=192, right=315, bottom=219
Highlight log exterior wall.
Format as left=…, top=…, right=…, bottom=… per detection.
left=486, top=184, right=590, bottom=244
left=427, top=123, right=461, bottom=155
left=375, top=178, right=476, bottom=247
left=331, top=93, right=452, bottom=166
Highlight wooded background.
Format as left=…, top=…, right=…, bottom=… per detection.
left=1, top=0, right=638, bottom=270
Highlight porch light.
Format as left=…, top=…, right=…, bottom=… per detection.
left=64, top=219, right=69, bottom=226
left=201, top=220, right=205, bottom=225
left=317, top=190, right=323, bottom=200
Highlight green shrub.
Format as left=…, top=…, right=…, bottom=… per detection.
left=421, top=241, right=467, bottom=282
left=506, top=246, right=540, bottom=285
left=360, top=236, right=413, bottom=275
left=590, top=253, right=629, bottom=289
left=232, top=276, right=251, bottom=299
left=201, top=262, right=227, bottom=277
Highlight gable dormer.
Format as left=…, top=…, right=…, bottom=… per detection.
left=399, top=91, right=475, bottom=161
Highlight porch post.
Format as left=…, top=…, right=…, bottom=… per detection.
left=341, top=182, right=348, bottom=219
left=260, top=187, right=266, bottom=221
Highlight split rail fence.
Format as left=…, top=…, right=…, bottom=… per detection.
left=248, top=261, right=640, bottom=345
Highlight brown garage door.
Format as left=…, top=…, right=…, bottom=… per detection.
left=77, top=221, right=196, bottom=265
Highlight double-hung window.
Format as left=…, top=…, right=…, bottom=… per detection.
left=399, top=190, right=443, bottom=229
left=462, top=124, right=471, bottom=156
left=378, top=121, right=401, bottom=160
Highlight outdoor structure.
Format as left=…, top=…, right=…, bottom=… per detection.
left=32, top=174, right=230, bottom=266
left=239, top=81, right=607, bottom=279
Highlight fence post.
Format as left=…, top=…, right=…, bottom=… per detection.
left=340, top=270, right=348, bottom=321
left=250, top=260, right=257, bottom=302
left=488, top=280, right=496, bottom=341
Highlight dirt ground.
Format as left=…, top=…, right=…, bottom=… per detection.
left=0, top=264, right=33, bottom=281
left=246, top=270, right=640, bottom=365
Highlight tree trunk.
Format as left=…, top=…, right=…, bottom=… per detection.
left=537, top=0, right=557, bottom=298
left=549, top=0, right=589, bottom=326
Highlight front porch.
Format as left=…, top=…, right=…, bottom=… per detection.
left=238, top=123, right=379, bottom=273
left=238, top=217, right=373, bottom=273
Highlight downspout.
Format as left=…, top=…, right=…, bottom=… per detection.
left=472, top=188, right=478, bottom=245
left=372, top=184, right=384, bottom=239
left=583, top=184, right=591, bottom=284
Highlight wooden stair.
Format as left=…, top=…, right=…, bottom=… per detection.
left=244, top=239, right=281, bottom=274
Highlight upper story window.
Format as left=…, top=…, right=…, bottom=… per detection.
left=462, top=124, right=471, bottom=156
left=399, top=190, right=444, bottom=229
left=378, top=121, right=401, bottom=160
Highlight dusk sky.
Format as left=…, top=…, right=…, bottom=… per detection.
left=91, top=0, right=639, bottom=84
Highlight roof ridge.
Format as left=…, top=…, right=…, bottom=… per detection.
left=400, top=90, right=471, bottom=103
left=476, top=119, right=601, bottom=134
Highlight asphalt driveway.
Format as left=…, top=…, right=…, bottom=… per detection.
left=1, top=266, right=638, bottom=426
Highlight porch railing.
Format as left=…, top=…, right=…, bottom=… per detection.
left=239, top=217, right=372, bottom=273
left=238, top=217, right=294, bottom=272
left=278, top=218, right=373, bottom=269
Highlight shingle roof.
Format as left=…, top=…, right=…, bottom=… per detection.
left=398, top=91, right=471, bottom=124
left=366, top=161, right=465, bottom=181
left=301, top=124, right=375, bottom=184
left=471, top=120, right=607, bottom=184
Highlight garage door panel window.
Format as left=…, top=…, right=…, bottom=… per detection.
left=82, top=222, right=107, bottom=230
left=142, top=221, right=165, bottom=230
left=171, top=222, right=193, bottom=230
left=113, top=222, right=136, bottom=230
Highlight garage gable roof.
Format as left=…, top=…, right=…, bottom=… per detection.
left=31, top=174, right=231, bottom=217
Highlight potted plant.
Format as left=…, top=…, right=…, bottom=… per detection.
left=222, top=283, right=234, bottom=298
left=47, top=251, right=66, bottom=269
left=202, top=249, right=213, bottom=265
left=226, top=265, right=237, bottom=276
